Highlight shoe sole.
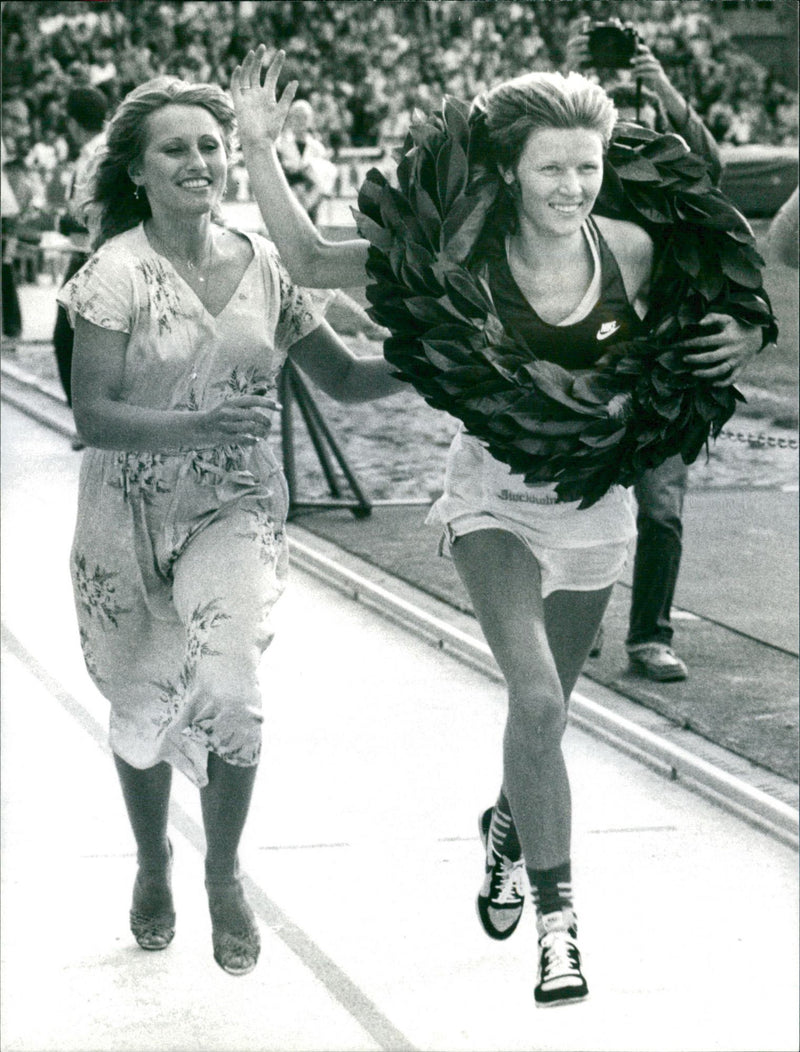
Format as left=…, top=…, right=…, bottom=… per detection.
left=214, top=953, right=258, bottom=976
left=535, top=990, right=589, bottom=1008
left=627, top=661, right=687, bottom=682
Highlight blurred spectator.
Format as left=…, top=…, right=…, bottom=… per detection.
left=2, top=1, right=796, bottom=157
left=52, top=86, right=108, bottom=413
left=2, top=137, right=22, bottom=348
left=2, top=96, right=35, bottom=345
left=276, top=99, right=337, bottom=224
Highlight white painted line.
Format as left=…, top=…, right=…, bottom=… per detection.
left=1, top=358, right=67, bottom=404
left=0, top=387, right=76, bottom=440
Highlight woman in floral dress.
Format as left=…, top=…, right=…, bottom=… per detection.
left=59, top=75, right=401, bottom=976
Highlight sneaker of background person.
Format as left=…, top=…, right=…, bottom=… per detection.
left=534, top=911, right=588, bottom=1007
left=476, top=807, right=525, bottom=940
left=627, top=642, right=688, bottom=682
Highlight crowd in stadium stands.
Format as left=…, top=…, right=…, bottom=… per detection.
left=2, top=0, right=797, bottom=237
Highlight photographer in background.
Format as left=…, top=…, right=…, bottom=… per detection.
left=52, top=86, right=108, bottom=424
left=567, top=17, right=722, bottom=181
left=565, top=16, right=746, bottom=683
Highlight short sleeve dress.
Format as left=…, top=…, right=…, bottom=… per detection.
left=58, top=223, right=325, bottom=786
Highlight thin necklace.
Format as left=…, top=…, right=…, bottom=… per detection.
left=147, top=224, right=215, bottom=283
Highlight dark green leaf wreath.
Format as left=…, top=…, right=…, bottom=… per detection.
left=354, top=96, right=778, bottom=508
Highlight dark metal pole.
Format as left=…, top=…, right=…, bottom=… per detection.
left=287, top=362, right=372, bottom=516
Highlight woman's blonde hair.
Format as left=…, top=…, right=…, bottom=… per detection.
left=484, top=70, right=617, bottom=175
left=91, top=77, right=236, bottom=248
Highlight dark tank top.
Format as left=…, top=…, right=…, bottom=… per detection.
left=487, top=216, right=644, bottom=370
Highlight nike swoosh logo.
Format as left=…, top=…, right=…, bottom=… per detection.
left=596, top=321, right=622, bottom=341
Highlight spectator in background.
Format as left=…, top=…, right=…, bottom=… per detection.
left=1, top=96, right=34, bottom=348
left=66, top=61, right=94, bottom=90
left=3, top=0, right=795, bottom=164
left=276, top=99, right=336, bottom=224
left=565, top=17, right=759, bottom=682
left=2, top=137, right=22, bottom=349
left=52, top=86, right=108, bottom=418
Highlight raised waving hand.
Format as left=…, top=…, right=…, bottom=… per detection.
left=231, top=46, right=298, bottom=146
left=230, top=44, right=369, bottom=288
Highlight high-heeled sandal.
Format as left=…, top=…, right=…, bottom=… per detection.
left=206, top=877, right=260, bottom=976
left=130, top=840, right=176, bottom=951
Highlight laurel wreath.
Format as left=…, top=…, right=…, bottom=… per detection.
left=354, top=96, right=777, bottom=507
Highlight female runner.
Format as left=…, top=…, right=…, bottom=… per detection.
left=231, top=48, right=765, bottom=1005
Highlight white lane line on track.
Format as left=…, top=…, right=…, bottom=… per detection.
left=0, top=623, right=419, bottom=1052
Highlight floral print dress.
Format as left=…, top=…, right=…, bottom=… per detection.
left=59, top=223, right=325, bottom=786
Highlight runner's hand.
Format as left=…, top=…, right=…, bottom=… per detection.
left=231, top=46, right=298, bottom=147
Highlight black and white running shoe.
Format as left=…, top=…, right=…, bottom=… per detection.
left=534, top=913, right=588, bottom=1007
left=476, top=807, right=525, bottom=940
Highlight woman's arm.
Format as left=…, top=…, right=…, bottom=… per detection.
left=72, top=316, right=280, bottom=451
left=231, top=48, right=369, bottom=289
left=287, top=320, right=404, bottom=403
left=767, top=187, right=799, bottom=269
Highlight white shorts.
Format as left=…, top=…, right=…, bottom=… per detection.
left=428, top=428, right=636, bottom=597
left=438, top=512, right=633, bottom=598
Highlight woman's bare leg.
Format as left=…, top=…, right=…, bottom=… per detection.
left=451, top=530, right=570, bottom=868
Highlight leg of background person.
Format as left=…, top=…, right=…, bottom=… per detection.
left=627, top=457, right=689, bottom=681
left=52, top=252, right=89, bottom=406
left=2, top=253, right=22, bottom=339
left=113, top=754, right=175, bottom=950
left=628, top=456, right=688, bottom=647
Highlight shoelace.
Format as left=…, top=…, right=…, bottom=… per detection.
left=491, top=855, right=525, bottom=904
left=539, top=931, right=581, bottom=983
